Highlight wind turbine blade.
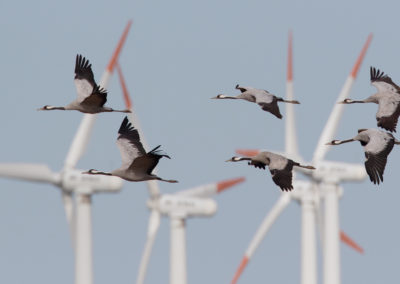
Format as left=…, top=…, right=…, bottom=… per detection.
left=0, top=163, right=59, bottom=184
left=340, top=231, right=364, bottom=254
left=313, top=198, right=363, bottom=255
left=285, top=30, right=299, bottom=157
left=175, top=177, right=245, bottom=198
left=116, top=62, right=132, bottom=110
left=231, top=257, right=250, bottom=284
left=107, top=20, right=133, bottom=74
left=116, top=62, right=161, bottom=199
left=63, top=21, right=132, bottom=170
left=62, top=191, right=75, bottom=246
left=136, top=210, right=161, bottom=284
left=231, top=193, right=291, bottom=284
left=235, top=149, right=260, bottom=157
left=63, top=115, right=96, bottom=170
left=312, top=33, right=373, bottom=163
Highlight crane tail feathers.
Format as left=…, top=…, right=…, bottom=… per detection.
left=148, top=145, right=171, bottom=159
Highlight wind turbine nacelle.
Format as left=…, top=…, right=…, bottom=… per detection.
left=61, top=169, right=123, bottom=194
left=311, top=161, right=367, bottom=183
left=158, top=195, right=217, bottom=218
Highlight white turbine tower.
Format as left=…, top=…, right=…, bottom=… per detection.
left=115, top=64, right=246, bottom=284
left=0, top=21, right=132, bottom=284
left=230, top=32, right=371, bottom=284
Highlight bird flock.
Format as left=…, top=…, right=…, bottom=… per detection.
left=40, top=55, right=400, bottom=190
left=214, top=67, right=400, bottom=188
left=328, top=67, right=400, bottom=184
left=39, top=54, right=178, bottom=183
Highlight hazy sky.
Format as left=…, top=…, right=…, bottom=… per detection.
left=1, top=0, right=400, bottom=283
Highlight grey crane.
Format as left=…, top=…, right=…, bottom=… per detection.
left=326, top=128, right=400, bottom=185
left=83, top=116, right=178, bottom=183
left=211, top=84, right=300, bottom=119
left=340, top=67, right=400, bottom=132
left=226, top=151, right=315, bottom=191
left=38, top=54, right=131, bottom=114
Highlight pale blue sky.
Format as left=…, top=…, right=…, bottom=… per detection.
left=1, top=0, right=400, bottom=283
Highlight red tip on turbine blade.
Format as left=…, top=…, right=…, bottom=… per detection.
left=287, top=30, right=293, bottom=82
left=107, top=20, right=133, bottom=73
left=217, top=177, right=245, bottom=193
left=231, top=256, right=249, bottom=284
left=340, top=231, right=364, bottom=254
left=350, top=33, right=373, bottom=79
left=116, top=63, right=132, bottom=110
left=235, top=149, right=260, bottom=157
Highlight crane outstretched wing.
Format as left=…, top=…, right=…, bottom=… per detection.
left=81, top=85, right=108, bottom=107
left=130, top=145, right=170, bottom=174
left=249, top=160, right=266, bottom=170
left=253, top=92, right=282, bottom=117
left=270, top=168, right=293, bottom=191
left=258, top=101, right=283, bottom=118
left=74, top=54, right=96, bottom=102
left=235, top=84, right=247, bottom=93
left=370, top=67, right=400, bottom=95
left=116, top=117, right=146, bottom=168
left=376, top=99, right=400, bottom=132
left=364, top=137, right=394, bottom=184
left=364, top=152, right=386, bottom=185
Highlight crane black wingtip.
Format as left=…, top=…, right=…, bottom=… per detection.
left=118, top=116, right=135, bottom=135
left=370, top=66, right=389, bottom=82
left=280, top=186, right=293, bottom=191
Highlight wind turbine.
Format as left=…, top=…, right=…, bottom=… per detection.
left=115, top=63, right=246, bottom=284
left=0, top=21, right=132, bottom=284
left=312, top=33, right=373, bottom=284
left=230, top=32, right=371, bottom=284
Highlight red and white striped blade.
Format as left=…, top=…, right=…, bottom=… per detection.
left=107, top=20, right=133, bottom=74
left=287, top=30, right=293, bottom=82
left=235, top=149, right=260, bottom=157
left=285, top=30, right=299, bottom=157
left=176, top=177, right=245, bottom=198
left=116, top=62, right=132, bottom=110
left=312, top=33, right=372, bottom=163
left=231, top=193, right=291, bottom=284
left=63, top=21, right=132, bottom=170
left=340, top=230, right=364, bottom=254
left=116, top=62, right=161, bottom=199
left=231, top=256, right=249, bottom=284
